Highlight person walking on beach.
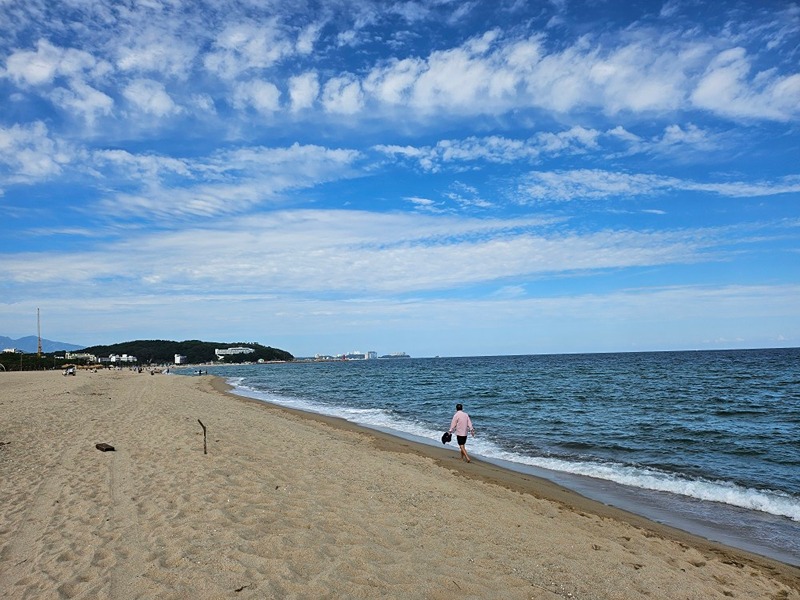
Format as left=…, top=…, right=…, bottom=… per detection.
left=449, top=403, right=476, bottom=463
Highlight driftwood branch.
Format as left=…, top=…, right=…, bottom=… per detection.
left=198, top=419, right=207, bottom=455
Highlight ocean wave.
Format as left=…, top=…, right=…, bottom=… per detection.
left=483, top=449, right=800, bottom=522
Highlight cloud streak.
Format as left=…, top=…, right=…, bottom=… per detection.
left=0, top=209, right=762, bottom=298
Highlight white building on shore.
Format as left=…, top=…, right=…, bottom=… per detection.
left=215, top=347, right=255, bottom=359
left=110, top=354, right=137, bottom=364
left=65, top=351, right=98, bottom=362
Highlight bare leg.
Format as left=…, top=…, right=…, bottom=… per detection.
left=459, top=443, right=471, bottom=463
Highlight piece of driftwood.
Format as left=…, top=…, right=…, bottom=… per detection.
left=95, top=443, right=115, bottom=452
left=198, top=419, right=207, bottom=455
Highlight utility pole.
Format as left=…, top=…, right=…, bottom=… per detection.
left=37, top=308, right=43, bottom=357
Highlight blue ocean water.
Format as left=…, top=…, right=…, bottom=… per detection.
left=178, top=348, right=800, bottom=565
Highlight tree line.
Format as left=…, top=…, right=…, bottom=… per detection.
left=0, top=339, right=293, bottom=371
left=80, top=339, right=294, bottom=364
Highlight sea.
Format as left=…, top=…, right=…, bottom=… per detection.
left=176, top=348, right=800, bottom=566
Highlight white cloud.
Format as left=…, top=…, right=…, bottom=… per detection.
left=536, top=126, right=600, bottom=153
left=409, top=31, right=502, bottom=113
left=659, top=1, right=681, bottom=19
left=321, top=75, right=364, bottom=114
left=363, top=57, right=424, bottom=105
left=115, top=31, right=198, bottom=80
left=599, top=123, right=721, bottom=159
left=607, top=126, right=642, bottom=144
left=437, top=136, right=536, bottom=163
left=336, top=29, right=359, bottom=47
left=91, top=144, right=363, bottom=220
left=3, top=39, right=104, bottom=86
left=2, top=4, right=798, bottom=130
left=389, top=1, right=431, bottom=23
left=122, top=78, right=180, bottom=117
left=49, top=80, right=114, bottom=124
left=588, top=36, right=689, bottom=113
left=648, top=123, right=719, bottom=153
left=296, top=23, right=321, bottom=55
left=233, top=80, right=281, bottom=114
left=691, top=47, right=800, bottom=121
left=373, top=143, right=438, bottom=171
left=447, top=1, right=478, bottom=24
left=0, top=208, right=720, bottom=297
left=0, top=122, right=73, bottom=183
left=92, top=149, right=192, bottom=179
left=406, top=196, right=440, bottom=212
left=686, top=177, right=800, bottom=198
left=520, top=169, right=676, bottom=201
left=357, top=28, right=698, bottom=117
left=443, top=181, right=494, bottom=209
left=203, top=20, right=293, bottom=78
left=518, top=169, right=800, bottom=202
left=348, top=23, right=799, bottom=123
left=288, top=72, right=319, bottom=112
left=190, top=93, right=216, bottom=113
left=374, top=126, right=601, bottom=171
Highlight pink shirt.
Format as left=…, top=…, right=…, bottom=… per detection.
left=449, top=410, right=473, bottom=436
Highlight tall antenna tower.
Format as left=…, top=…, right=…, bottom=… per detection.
left=37, top=308, right=43, bottom=357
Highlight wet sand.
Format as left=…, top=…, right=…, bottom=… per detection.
left=1, top=369, right=798, bottom=599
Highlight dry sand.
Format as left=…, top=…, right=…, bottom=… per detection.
left=1, top=369, right=798, bottom=599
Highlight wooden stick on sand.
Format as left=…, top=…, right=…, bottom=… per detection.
left=198, top=419, right=207, bottom=455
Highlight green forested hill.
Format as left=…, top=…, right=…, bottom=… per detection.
left=79, top=339, right=293, bottom=364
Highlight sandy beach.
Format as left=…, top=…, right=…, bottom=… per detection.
left=1, top=369, right=798, bottom=599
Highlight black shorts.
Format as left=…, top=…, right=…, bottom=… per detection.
left=456, top=435, right=467, bottom=446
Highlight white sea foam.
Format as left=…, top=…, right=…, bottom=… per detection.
left=482, top=448, right=800, bottom=522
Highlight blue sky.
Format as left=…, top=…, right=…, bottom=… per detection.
left=1, top=0, right=798, bottom=358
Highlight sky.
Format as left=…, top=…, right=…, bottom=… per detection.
left=1, top=0, right=799, bottom=359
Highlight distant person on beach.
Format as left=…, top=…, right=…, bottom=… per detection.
left=449, top=403, right=475, bottom=463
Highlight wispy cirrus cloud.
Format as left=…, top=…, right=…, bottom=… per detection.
left=374, top=123, right=721, bottom=171
left=517, top=170, right=800, bottom=203
left=91, top=144, right=364, bottom=220
left=0, top=208, right=742, bottom=296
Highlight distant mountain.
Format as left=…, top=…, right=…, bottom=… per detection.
left=0, top=335, right=84, bottom=353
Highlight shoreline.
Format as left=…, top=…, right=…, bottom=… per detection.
left=206, top=376, right=800, bottom=584
left=209, top=372, right=800, bottom=567
left=1, top=369, right=798, bottom=598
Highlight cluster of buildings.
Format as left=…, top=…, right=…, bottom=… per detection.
left=65, top=351, right=137, bottom=365
left=313, top=351, right=377, bottom=361
left=65, top=347, right=259, bottom=366
left=214, top=346, right=255, bottom=358
left=310, top=351, right=409, bottom=361
left=59, top=346, right=259, bottom=367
